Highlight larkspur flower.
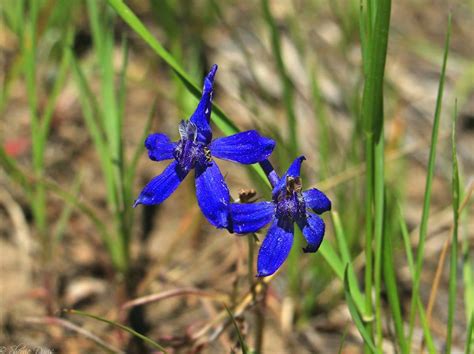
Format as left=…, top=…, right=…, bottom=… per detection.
left=134, top=65, right=275, bottom=228
left=229, top=156, right=331, bottom=277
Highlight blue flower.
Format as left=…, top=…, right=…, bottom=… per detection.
left=134, top=65, right=275, bottom=228
left=229, top=156, right=331, bottom=276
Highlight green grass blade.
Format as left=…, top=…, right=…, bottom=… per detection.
left=398, top=204, right=435, bottom=353
left=359, top=0, right=369, bottom=76
left=66, top=309, right=167, bottom=353
left=332, top=212, right=351, bottom=265
left=106, top=0, right=235, bottom=133
left=408, top=14, right=451, bottom=344
left=461, top=182, right=474, bottom=324
left=71, top=54, right=126, bottom=271
left=447, top=100, right=460, bottom=352
left=319, top=240, right=345, bottom=280
left=0, top=1, right=26, bottom=112
left=363, top=134, right=374, bottom=330
left=382, top=230, right=408, bottom=354
left=360, top=0, right=391, bottom=348
left=71, top=54, right=117, bottom=213
left=361, top=0, right=391, bottom=140
left=53, top=176, right=82, bottom=246
left=38, top=28, right=73, bottom=155
left=320, top=232, right=367, bottom=322
left=0, top=146, right=31, bottom=193
left=343, top=266, right=377, bottom=353
left=106, top=0, right=268, bottom=184
left=466, top=313, right=473, bottom=354
left=24, top=0, right=46, bottom=239
left=88, top=0, right=122, bottom=187
left=87, top=0, right=121, bottom=198
left=337, top=326, right=349, bottom=354
left=24, top=0, right=39, bottom=134
left=261, top=0, right=298, bottom=159
left=463, top=223, right=474, bottom=328
left=0, top=0, right=25, bottom=38
left=367, top=0, right=377, bottom=36
left=373, top=138, right=386, bottom=348
left=77, top=2, right=131, bottom=272
left=417, top=300, right=436, bottom=354
left=398, top=204, right=415, bottom=274
left=224, top=305, right=248, bottom=354
left=117, top=36, right=129, bottom=142
left=320, top=240, right=367, bottom=323
left=87, top=0, right=104, bottom=56
left=116, top=36, right=131, bottom=259
left=332, top=211, right=366, bottom=316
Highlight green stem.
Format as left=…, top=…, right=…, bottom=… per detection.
left=373, top=136, right=384, bottom=349
left=360, top=1, right=391, bottom=350
left=447, top=101, right=460, bottom=352
left=364, top=134, right=374, bottom=340
left=248, top=234, right=256, bottom=298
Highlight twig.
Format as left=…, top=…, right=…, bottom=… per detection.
left=24, top=316, right=124, bottom=353
left=191, top=274, right=276, bottom=343
left=121, top=287, right=225, bottom=311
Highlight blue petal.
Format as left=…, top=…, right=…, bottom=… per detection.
left=257, top=218, right=294, bottom=277
left=297, top=214, right=325, bottom=253
left=189, top=65, right=218, bottom=144
left=303, top=188, right=331, bottom=214
left=229, top=201, right=274, bottom=234
left=195, top=160, right=230, bottom=228
left=210, top=130, right=275, bottom=164
left=272, top=155, right=306, bottom=197
left=134, top=160, right=188, bottom=206
left=145, top=133, right=177, bottom=161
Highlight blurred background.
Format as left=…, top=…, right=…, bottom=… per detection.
left=1, top=0, right=473, bottom=353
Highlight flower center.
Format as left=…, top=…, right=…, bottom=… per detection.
left=275, top=176, right=306, bottom=221
left=173, top=120, right=211, bottom=172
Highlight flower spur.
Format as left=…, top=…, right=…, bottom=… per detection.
left=134, top=65, right=275, bottom=228
left=229, top=156, right=331, bottom=276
